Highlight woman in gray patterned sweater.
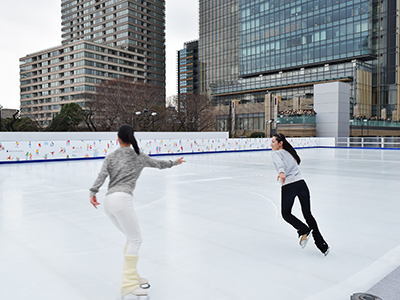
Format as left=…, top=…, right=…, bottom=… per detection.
left=90, top=124, right=185, bottom=298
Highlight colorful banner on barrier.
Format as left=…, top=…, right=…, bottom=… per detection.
left=0, top=137, right=319, bottom=163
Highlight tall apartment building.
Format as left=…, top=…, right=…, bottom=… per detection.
left=177, top=40, right=199, bottom=96
left=199, top=0, right=400, bottom=136
left=20, top=0, right=165, bottom=126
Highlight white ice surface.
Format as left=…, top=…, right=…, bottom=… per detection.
left=1, top=148, right=400, bottom=300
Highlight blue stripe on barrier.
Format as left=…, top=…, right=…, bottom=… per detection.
left=1, top=146, right=400, bottom=164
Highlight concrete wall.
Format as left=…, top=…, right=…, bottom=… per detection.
left=0, top=131, right=334, bottom=163
left=314, top=81, right=350, bottom=137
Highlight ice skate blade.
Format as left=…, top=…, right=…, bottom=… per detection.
left=123, top=297, right=149, bottom=299
left=120, top=287, right=149, bottom=299
left=119, top=293, right=150, bottom=300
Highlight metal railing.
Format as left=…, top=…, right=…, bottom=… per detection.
left=350, top=119, right=400, bottom=128
left=277, top=115, right=316, bottom=124
left=336, top=137, right=400, bottom=148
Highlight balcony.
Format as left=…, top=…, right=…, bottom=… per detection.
left=277, top=115, right=316, bottom=124
left=349, top=119, right=400, bottom=137
left=350, top=119, right=400, bottom=128
left=275, top=115, right=316, bottom=137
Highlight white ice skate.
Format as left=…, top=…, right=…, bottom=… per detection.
left=299, top=230, right=313, bottom=248
left=139, top=277, right=150, bottom=289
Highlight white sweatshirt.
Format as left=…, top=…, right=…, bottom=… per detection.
left=271, top=149, right=303, bottom=186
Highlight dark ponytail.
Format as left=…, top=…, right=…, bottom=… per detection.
left=273, top=133, right=301, bottom=165
left=118, top=124, right=141, bottom=155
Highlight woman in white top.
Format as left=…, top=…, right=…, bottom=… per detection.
left=271, top=133, right=329, bottom=256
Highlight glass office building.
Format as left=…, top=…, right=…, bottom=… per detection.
left=239, top=0, right=373, bottom=77
left=198, top=0, right=240, bottom=94
left=199, top=0, right=400, bottom=133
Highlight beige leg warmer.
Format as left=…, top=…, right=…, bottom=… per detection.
left=121, top=255, right=141, bottom=296
left=123, top=247, right=148, bottom=286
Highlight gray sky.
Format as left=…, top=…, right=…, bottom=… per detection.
left=0, top=0, right=198, bottom=109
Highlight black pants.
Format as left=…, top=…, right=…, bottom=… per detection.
left=281, top=180, right=328, bottom=253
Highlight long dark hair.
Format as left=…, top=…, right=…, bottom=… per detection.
left=118, top=124, right=140, bottom=155
left=273, top=133, right=301, bottom=165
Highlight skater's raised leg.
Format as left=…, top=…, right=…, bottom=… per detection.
left=296, top=181, right=329, bottom=254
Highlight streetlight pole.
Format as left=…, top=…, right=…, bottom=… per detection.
left=133, top=111, right=141, bottom=131
left=151, top=112, right=157, bottom=131
left=266, top=119, right=273, bottom=137
left=142, top=109, right=149, bottom=131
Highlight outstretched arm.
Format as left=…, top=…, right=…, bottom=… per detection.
left=142, top=154, right=185, bottom=169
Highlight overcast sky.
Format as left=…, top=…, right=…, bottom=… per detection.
left=0, top=0, right=198, bottom=109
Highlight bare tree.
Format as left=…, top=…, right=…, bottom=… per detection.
left=176, top=93, right=215, bottom=132
left=86, top=79, right=215, bottom=132
left=86, top=79, right=167, bottom=131
left=20, top=113, right=45, bottom=132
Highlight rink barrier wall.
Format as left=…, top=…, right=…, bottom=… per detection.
left=0, top=132, right=334, bottom=164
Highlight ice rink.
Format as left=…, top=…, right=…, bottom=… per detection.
left=1, top=148, right=400, bottom=300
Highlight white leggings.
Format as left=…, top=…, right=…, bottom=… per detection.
left=104, top=192, right=142, bottom=255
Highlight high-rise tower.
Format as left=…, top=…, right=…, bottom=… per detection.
left=61, top=0, right=165, bottom=86
left=198, top=1, right=239, bottom=96
left=177, top=40, right=199, bottom=96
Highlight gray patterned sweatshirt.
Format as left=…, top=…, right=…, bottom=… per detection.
left=90, top=147, right=179, bottom=197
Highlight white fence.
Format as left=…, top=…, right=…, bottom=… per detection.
left=336, top=137, right=400, bottom=148
left=0, top=132, right=335, bottom=164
